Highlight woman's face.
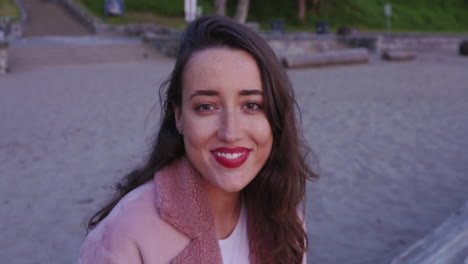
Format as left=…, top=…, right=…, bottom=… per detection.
left=175, top=47, right=273, bottom=194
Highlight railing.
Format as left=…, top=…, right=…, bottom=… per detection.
left=0, top=17, right=12, bottom=39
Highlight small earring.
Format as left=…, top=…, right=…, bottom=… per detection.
left=177, top=126, right=183, bottom=135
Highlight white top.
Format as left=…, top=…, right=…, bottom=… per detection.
left=218, top=201, right=250, bottom=264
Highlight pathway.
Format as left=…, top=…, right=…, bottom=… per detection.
left=2, top=2, right=468, bottom=263
left=8, top=36, right=168, bottom=72
left=22, top=0, right=92, bottom=37
left=1, top=53, right=467, bottom=264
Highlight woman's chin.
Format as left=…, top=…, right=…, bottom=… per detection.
left=207, top=177, right=250, bottom=194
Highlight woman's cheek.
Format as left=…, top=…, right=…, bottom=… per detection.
left=184, top=116, right=217, bottom=145
left=252, top=117, right=273, bottom=142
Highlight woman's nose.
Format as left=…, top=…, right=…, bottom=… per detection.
left=217, top=110, right=243, bottom=143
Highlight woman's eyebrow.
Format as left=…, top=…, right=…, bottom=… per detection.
left=190, top=90, right=219, bottom=99
left=239, top=90, right=263, bottom=96
left=189, top=89, right=263, bottom=99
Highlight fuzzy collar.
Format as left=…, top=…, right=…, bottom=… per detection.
left=154, top=157, right=223, bottom=264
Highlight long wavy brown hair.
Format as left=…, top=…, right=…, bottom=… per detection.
left=88, top=14, right=318, bottom=264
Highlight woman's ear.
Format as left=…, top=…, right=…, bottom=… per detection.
left=174, top=105, right=183, bottom=134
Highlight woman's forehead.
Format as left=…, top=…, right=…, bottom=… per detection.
left=181, top=47, right=263, bottom=97
left=185, top=47, right=257, bottom=73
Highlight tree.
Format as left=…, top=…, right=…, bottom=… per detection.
left=215, top=0, right=226, bottom=16
left=233, top=0, right=250, bottom=23
left=309, top=0, right=320, bottom=14
left=298, top=0, right=306, bottom=24
left=214, top=0, right=250, bottom=24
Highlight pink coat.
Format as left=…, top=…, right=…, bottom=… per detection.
left=78, top=158, right=307, bottom=263
left=78, top=158, right=223, bottom=263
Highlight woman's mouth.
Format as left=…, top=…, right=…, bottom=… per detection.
left=211, top=147, right=250, bottom=168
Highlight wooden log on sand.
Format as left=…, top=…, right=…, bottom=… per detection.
left=390, top=200, right=468, bottom=264
left=460, top=40, right=468, bottom=56
left=282, top=48, right=369, bottom=68
left=0, top=40, right=9, bottom=75
left=382, top=50, right=417, bottom=61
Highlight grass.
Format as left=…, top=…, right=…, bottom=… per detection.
left=0, top=0, right=20, bottom=21
left=76, top=0, right=188, bottom=29
left=314, top=0, right=468, bottom=33
left=76, top=0, right=468, bottom=33
left=104, top=12, right=187, bottom=29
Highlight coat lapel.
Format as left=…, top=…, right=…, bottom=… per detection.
left=154, top=158, right=223, bottom=264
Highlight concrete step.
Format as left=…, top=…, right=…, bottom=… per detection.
left=7, top=40, right=168, bottom=72
left=10, top=36, right=142, bottom=46
left=22, top=0, right=93, bottom=37
left=390, top=201, right=468, bottom=264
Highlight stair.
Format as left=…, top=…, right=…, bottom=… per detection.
left=22, top=0, right=93, bottom=37
left=8, top=37, right=168, bottom=72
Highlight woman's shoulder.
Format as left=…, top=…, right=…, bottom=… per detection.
left=79, top=181, right=190, bottom=263
left=105, top=181, right=157, bottom=225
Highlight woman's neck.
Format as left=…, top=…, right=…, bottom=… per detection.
left=204, top=182, right=242, bottom=239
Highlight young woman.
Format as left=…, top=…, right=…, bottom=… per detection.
left=79, top=14, right=317, bottom=264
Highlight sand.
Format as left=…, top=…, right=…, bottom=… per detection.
left=0, top=49, right=467, bottom=264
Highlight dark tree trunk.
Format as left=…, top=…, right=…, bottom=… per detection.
left=233, top=0, right=250, bottom=23
left=298, top=0, right=306, bottom=24
left=215, top=0, right=226, bottom=16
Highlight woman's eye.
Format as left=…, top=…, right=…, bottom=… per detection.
left=244, top=102, right=262, bottom=111
left=195, top=104, right=215, bottom=112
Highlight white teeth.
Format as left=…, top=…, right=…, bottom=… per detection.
left=215, top=152, right=244, bottom=159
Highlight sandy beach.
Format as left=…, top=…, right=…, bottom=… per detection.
left=0, top=46, right=467, bottom=264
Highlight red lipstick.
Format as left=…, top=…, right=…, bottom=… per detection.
left=211, top=147, right=250, bottom=168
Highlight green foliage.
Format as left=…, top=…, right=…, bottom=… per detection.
left=246, top=0, right=297, bottom=23
left=81, top=0, right=103, bottom=16
left=198, top=0, right=215, bottom=15
left=79, top=0, right=468, bottom=32
left=82, top=0, right=213, bottom=17
left=82, top=0, right=182, bottom=16
left=0, top=0, right=20, bottom=20
left=125, top=0, right=183, bottom=16
left=302, top=0, right=468, bottom=32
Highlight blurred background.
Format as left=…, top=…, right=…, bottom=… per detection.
left=1, top=1, right=467, bottom=264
